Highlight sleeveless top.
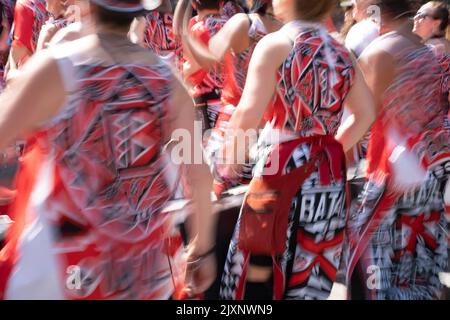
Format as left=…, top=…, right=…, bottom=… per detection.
left=186, top=13, right=226, bottom=98
left=143, top=11, right=182, bottom=61
left=12, top=0, right=48, bottom=53
left=3, top=43, right=185, bottom=299
left=264, top=21, right=355, bottom=137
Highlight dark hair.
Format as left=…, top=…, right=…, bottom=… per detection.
left=193, top=0, right=222, bottom=11
left=374, top=0, right=412, bottom=19
left=428, top=1, right=449, bottom=33
left=295, top=0, right=338, bottom=22
left=94, top=3, right=142, bottom=29
left=249, top=0, right=268, bottom=14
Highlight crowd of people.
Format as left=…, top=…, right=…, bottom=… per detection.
left=0, top=0, right=448, bottom=300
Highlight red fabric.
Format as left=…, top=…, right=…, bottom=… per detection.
left=398, top=212, right=440, bottom=254
left=11, top=3, right=35, bottom=53
left=272, top=259, right=284, bottom=300
left=221, top=53, right=241, bottom=106
left=264, top=27, right=355, bottom=135
left=289, top=232, right=344, bottom=287
left=220, top=19, right=266, bottom=107
left=234, top=251, right=249, bottom=300
left=324, top=17, right=337, bottom=34
left=1, top=64, right=186, bottom=300
left=186, top=17, right=212, bottom=90
left=185, top=15, right=225, bottom=98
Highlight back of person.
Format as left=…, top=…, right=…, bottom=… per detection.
left=12, top=0, right=48, bottom=56
left=220, top=19, right=359, bottom=301
left=3, top=37, right=187, bottom=300
left=266, top=22, right=354, bottom=137
left=346, top=30, right=450, bottom=301
left=365, top=32, right=449, bottom=176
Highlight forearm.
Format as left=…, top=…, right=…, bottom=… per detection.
left=173, top=0, right=190, bottom=37
left=224, top=106, right=260, bottom=165
left=185, top=162, right=215, bottom=251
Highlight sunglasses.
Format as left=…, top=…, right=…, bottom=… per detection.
left=414, top=12, right=435, bottom=20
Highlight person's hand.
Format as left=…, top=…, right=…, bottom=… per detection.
left=5, top=68, right=22, bottom=86
left=327, top=282, right=348, bottom=300
left=184, top=241, right=217, bottom=297
left=36, top=22, right=63, bottom=51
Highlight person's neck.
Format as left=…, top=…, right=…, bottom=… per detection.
left=96, top=25, right=129, bottom=39
left=382, top=19, right=422, bottom=44
left=381, top=18, right=411, bottom=35
left=198, top=9, right=220, bottom=19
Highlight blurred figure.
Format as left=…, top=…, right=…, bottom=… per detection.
left=48, top=0, right=97, bottom=45
left=340, top=0, right=356, bottom=40
left=181, top=0, right=226, bottom=133
left=5, top=0, right=48, bottom=78
left=0, top=0, right=216, bottom=299
left=218, top=0, right=375, bottom=300
left=343, top=0, right=450, bottom=300
left=178, top=0, right=282, bottom=197
left=413, top=1, right=450, bottom=55
left=129, top=0, right=183, bottom=67
left=345, top=0, right=379, bottom=57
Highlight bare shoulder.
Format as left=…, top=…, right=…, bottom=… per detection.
left=359, top=39, right=395, bottom=71
left=253, top=31, right=292, bottom=63
left=228, top=12, right=251, bottom=27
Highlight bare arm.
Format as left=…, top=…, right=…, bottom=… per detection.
left=165, top=74, right=216, bottom=294
left=329, top=49, right=393, bottom=299
left=0, top=51, right=65, bottom=150
left=6, top=44, right=31, bottom=77
left=182, top=13, right=251, bottom=70
left=335, top=55, right=377, bottom=152
left=165, top=76, right=214, bottom=251
left=223, top=33, right=291, bottom=165
left=358, top=48, right=395, bottom=114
